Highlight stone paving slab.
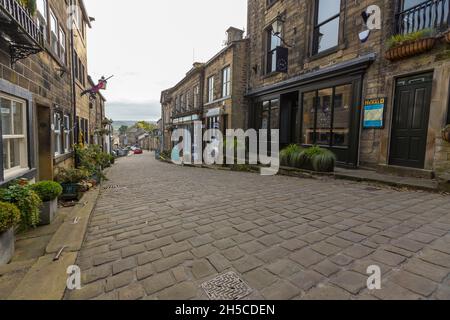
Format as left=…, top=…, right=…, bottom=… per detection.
left=66, top=152, right=450, bottom=300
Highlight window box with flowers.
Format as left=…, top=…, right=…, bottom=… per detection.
left=385, top=29, right=436, bottom=61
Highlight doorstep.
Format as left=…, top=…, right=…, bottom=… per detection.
left=334, top=167, right=440, bottom=192
left=0, top=188, right=100, bottom=300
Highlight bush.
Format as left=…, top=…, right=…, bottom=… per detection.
left=387, top=29, right=435, bottom=49
left=279, top=145, right=336, bottom=172
left=0, top=202, right=21, bottom=233
left=56, top=168, right=90, bottom=184
left=75, top=145, right=110, bottom=180
left=0, top=182, right=42, bottom=230
left=31, top=181, right=63, bottom=202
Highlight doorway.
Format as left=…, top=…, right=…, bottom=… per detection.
left=279, top=92, right=299, bottom=147
left=37, top=105, right=52, bottom=181
left=390, top=72, right=433, bottom=169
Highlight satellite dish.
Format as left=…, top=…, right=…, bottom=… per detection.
left=359, top=30, right=371, bottom=43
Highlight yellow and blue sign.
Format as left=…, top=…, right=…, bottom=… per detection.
left=363, top=98, right=386, bottom=129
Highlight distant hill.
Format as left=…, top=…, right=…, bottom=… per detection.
left=111, top=120, right=156, bottom=132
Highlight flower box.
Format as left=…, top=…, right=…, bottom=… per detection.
left=60, top=183, right=83, bottom=201
left=385, top=38, right=436, bottom=61
left=0, top=228, right=15, bottom=266
left=38, top=199, right=58, bottom=226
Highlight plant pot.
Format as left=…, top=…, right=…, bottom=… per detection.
left=38, top=199, right=58, bottom=226
left=442, top=127, right=450, bottom=143
left=0, top=228, right=15, bottom=265
left=60, top=183, right=83, bottom=201
left=385, top=38, right=436, bottom=61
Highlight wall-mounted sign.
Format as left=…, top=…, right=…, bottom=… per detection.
left=363, top=97, right=386, bottom=129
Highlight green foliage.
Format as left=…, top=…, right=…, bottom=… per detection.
left=387, top=29, right=435, bottom=49
left=0, top=202, right=21, bottom=233
left=0, top=182, right=42, bottom=230
left=280, top=144, right=304, bottom=166
left=279, top=145, right=336, bottom=172
left=75, top=145, right=112, bottom=181
left=119, top=125, right=128, bottom=135
left=135, top=121, right=157, bottom=132
left=18, top=0, right=36, bottom=15
left=55, top=168, right=90, bottom=184
left=31, top=181, right=63, bottom=202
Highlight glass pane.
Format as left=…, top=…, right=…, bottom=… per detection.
left=316, top=88, right=333, bottom=146
left=261, top=101, right=270, bottom=130
left=270, top=99, right=280, bottom=130
left=10, top=138, right=21, bottom=168
left=1, top=98, right=12, bottom=135
left=333, top=84, right=352, bottom=147
left=3, top=140, right=9, bottom=170
left=13, top=101, right=23, bottom=135
left=316, top=17, right=340, bottom=53
left=302, top=91, right=316, bottom=145
left=403, top=0, right=427, bottom=10
left=317, top=0, right=341, bottom=24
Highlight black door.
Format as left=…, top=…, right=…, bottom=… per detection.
left=390, top=73, right=433, bottom=169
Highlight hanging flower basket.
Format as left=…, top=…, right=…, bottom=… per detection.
left=385, top=38, right=436, bottom=61
left=442, top=125, right=450, bottom=143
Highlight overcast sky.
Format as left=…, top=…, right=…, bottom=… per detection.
left=85, top=0, right=247, bottom=122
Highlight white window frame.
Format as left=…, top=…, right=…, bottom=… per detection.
left=222, top=66, right=231, bottom=97
left=53, top=112, right=62, bottom=156
left=193, top=85, right=199, bottom=109
left=208, top=76, right=215, bottom=103
left=36, top=0, right=47, bottom=41
left=1, top=94, right=29, bottom=179
left=50, top=9, right=58, bottom=55
left=59, top=26, right=66, bottom=64
left=63, top=115, right=70, bottom=153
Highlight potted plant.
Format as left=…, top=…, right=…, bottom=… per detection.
left=280, top=144, right=304, bottom=167
left=18, top=0, right=36, bottom=15
left=442, top=125, right=450, bottom=143
left=56, top=168, right=89, bottom=201
left=31, top=181, right=63, bottom=225
left=0, top=202, right=21, bottom=265
left=385, top=29, right=436, bottom=61
left=0, top=181, right=42, bottom=231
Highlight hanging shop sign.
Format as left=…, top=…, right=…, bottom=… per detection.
left=363, top=97, right=386, bottom=129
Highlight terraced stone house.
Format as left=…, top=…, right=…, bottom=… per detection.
left=246, top=0, right=450, bottom=181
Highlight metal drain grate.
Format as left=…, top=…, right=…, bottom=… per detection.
left=201, top=272, right=253, bottom=300
left=103, top=185, right=121, bottom=190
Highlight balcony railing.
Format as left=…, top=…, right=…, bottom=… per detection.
left=396, top=0, right=450, bottom=34
left=0, top=0, right=43, bottom=46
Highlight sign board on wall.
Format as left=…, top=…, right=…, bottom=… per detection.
left=363, top=98, right=386, bottom=129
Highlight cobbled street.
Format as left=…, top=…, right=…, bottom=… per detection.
left=66, top=152, right=450, bottom=300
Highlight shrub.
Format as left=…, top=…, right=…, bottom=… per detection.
left=0, top=202, right=21, bottom=233
left=310, top=149, right=337, bottom=172
left=280, top=145, right=336, bottom=172
left=280, top=144, right=304, bottom=167
left=0, top=182, right=42, bottom=230
left=31, top=181, right=63, bottom=202
left=56, top=168, right=90, bottom=184
left=387, top=29, right=435, bottom=49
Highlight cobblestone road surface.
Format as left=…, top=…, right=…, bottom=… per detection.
left=65, top=152, right=450, bottom=300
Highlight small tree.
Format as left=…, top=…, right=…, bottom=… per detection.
left=119, top=125, right=128, bottom=135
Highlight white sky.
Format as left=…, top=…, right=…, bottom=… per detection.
left=85, top=0, right=247, bottom=121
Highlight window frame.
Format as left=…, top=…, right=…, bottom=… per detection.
left=265, top=22, right=283, bottom=74
left=49, top=9, right=59, bottom=56
left=312, top=0, right=342, bottom=56
left=59, top=26, right=66, bottom=64
left=53, top=111, right=63, bottom=156
left=208, top=76, right=215, bottom=103
left=36, top=0, right=48, bottom=42
left=1, top=95, right=29, bottom=178
left=63, top=115, right=71, bottom=153
left=193, top=85, right=200, bottom=109
left=222, top=66, right=232, bottom=98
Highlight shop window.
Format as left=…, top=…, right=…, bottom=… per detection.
left=1, top=95, right=28, bottom=177
left=301, top=84, right=352, bottom=148
left=313, top=0, right=341, bottom=55
left=222, top=66, right=231, bottom=97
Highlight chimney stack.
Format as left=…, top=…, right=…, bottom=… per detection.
left=226, top=27, right=244, bottom=45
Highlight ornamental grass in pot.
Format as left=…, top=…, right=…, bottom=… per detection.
left=0, top=202, right=21, bottom=265
left=56, top=168, right=89, bottom=201
left=385, top=29, right=436, bottom=61
left=31, top=181, right=63, bottom=225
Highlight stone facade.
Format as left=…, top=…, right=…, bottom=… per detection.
left=0, top=0, right=100, bottom=184
left=246, top=0, right=450, bottom=177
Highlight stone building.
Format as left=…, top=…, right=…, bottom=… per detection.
left=88, top=75, right=107, bottom=149
left=160, top=27, right=249, bottom=153
left=246, top=0, right=450, bottom=179
left=0, top=0, right=94, bottom=184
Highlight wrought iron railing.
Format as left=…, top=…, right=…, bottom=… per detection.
left=396, top=0, right=450, bottom=34
left=0, top=0, right=43, bottom=46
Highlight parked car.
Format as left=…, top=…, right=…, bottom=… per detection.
left=134, top=148, right=143, bottom=155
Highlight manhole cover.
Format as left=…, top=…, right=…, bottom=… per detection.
left=201, top=272, right=253, bottom=300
